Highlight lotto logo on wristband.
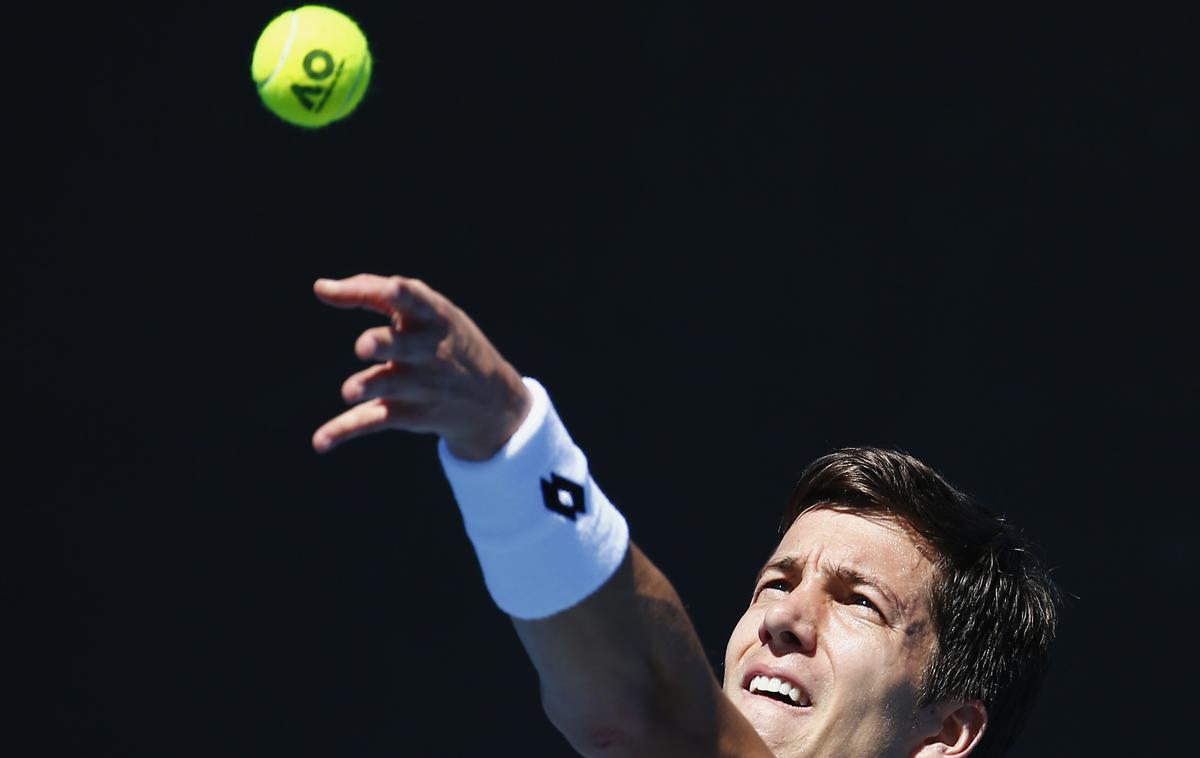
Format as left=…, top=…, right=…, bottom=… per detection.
left=541, top=473, right=586, bottom=521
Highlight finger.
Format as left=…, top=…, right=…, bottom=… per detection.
left=313, top=274, right=441, bottom=320
left=353, top=325, right=444, bottom=363
left=312, top=398, right=425, bottom=453
left=342, top=362, right=436, bottom=405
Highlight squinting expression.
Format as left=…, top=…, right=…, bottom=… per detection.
left=723, top=507, right=939, bottom=757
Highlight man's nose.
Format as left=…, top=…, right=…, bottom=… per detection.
left=758, top=584, right=819, bottom=654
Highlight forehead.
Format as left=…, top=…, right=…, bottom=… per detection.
left=771, top=507, right=935, bottom=597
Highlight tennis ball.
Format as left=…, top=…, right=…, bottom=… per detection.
left=251, top=5, right=372, bottom=128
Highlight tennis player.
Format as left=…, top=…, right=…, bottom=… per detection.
left=312, top=273, right=1058, bottom=757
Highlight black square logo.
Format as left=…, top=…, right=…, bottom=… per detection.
left=541, top=473, right=586, bottom=521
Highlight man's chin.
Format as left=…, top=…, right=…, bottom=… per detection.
left=731, top=687, right=815, bottom=754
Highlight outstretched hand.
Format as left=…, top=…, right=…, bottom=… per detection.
left=312, top=274, right=531, bottom=461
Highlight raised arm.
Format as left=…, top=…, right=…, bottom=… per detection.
left=511, top=544, right=771, bottom=757
left=313, top=274, right=771, bottom=757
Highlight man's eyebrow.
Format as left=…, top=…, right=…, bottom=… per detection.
left=830, top=562, right=901, bottom=610
left=754, top=556, right=797, bottom=586
left=754, top=557, right=904, bottom=610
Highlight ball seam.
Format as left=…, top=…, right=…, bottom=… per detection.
left=258, top=11, right=299, bottom=91
left=332, top=50, right=370, bottom=119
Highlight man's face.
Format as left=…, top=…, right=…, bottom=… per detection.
left=723, top=507, right=939, bottom=757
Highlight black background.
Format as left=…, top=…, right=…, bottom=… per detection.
left=10, top=2, right=1196, bottom=756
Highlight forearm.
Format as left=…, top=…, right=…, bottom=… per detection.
left=513, top=544, right=770, bottom=757
left=438, top=378, right=769, bottom=756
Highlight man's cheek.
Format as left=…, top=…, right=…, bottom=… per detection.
left=722, top=614, right=758, bottom=689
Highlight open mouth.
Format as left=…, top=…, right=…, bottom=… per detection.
left=745, top=673, right=812, bottom=707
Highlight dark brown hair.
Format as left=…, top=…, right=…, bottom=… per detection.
left=782, top=447, right=1059, bottom=757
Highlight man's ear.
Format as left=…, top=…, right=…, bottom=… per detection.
left=911, top=700, right=987, bottom=757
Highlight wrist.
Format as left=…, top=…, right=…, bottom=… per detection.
left=443, top=368, right=533, bottom=461
left=437, top=377, right=630, bottom=619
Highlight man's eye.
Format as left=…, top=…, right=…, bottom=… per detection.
left=758, top=579, right=791, bottom=597
left=849, top=593, right=881, bottom=614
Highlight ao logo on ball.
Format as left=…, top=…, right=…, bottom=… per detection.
left=251, top=5, right=373, bottom=128
left=291, top=49, right=344, bottom=113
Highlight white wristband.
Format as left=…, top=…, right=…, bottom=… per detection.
left=437, top=377, right=630, bottom=620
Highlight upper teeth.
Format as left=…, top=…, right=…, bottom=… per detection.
left=748, top=674, right=807, bottom=705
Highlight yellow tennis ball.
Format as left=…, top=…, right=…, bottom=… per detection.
left=251, top=5, right=373, bottom=128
